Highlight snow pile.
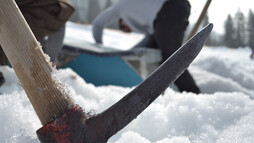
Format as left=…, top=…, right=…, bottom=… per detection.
left=192, top=47, right=254, bottom=97
left=0, top=46, right=254, bottom=142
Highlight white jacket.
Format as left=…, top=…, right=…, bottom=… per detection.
left=92, top=0, right=167, bottom=43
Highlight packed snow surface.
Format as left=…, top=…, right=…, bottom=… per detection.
left=1, top=46, right=254, bottom=143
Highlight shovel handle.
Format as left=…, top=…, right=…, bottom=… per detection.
left=0, top=0, right=74, bottom=125
left=187, top=0, right=212, bottom=40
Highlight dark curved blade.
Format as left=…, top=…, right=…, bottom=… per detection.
left=87, top=24, right=213, bottom=141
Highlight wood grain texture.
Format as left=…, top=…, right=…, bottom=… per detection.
left=0, top=0, right=74, bottom=125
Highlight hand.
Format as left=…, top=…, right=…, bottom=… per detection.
left=119, top=19, right=132, bottom=33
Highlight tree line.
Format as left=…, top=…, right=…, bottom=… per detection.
left=206, top=9, right=254, bottom=49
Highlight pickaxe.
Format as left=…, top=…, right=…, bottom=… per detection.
left=0, top=0, right=213, bottom=142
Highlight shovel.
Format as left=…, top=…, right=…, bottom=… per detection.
left=0, top=0, right=213, bottom=142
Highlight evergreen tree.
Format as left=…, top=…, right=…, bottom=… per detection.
left=248, top=10, right=254, bottom=50
left=224, top=15, right=235, bottom=48
left=234, top=9, right=246, bottom=47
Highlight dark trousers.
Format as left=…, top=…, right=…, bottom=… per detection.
left=0, top=46, right=7, bottom=86
left=0, top=46, right=9, bottom=66
left=136, top=0, right=200, bottom=93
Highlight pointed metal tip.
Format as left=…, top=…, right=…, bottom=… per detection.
left=207, top=23, right=214, bottom=31
left=198, top=23, right=213, bottom=39
left=204, top=23, right=213, bottom=31
left=175, top=23, right=213, bottom=62
left=188, top=23, right=213, bottom=45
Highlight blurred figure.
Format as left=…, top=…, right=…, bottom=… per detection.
left=40, top=26, right=66, bottom=65
left=251, top=48, right=254, bottom=59
left=16, top=0, right=74, bottom=63
left=92, top=0, right=200, bottom=93
left=0, top=72, right=4, bottom=87
left=0, top=0, right=74, bottom=86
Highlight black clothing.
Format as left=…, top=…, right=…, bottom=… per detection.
left=0, top=72, right=5, bottom=86
left=135, top=0, right=200, bottom=94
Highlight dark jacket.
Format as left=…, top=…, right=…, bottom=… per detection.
left=0, top=0, right=75, bottom=65
left=16, top=0, right=75, bottom=41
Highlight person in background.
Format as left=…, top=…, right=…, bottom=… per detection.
left=251, top=48, right=254, bottom=59
left=40, top=26, right=66, bottom=65
left=0, top=72, right=4, bottom=86
left=92, top=0, right=200, bottom=94
left=0, top=0, right=75, bottom=86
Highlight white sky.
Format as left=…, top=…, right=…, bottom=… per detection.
left=189, top=0, right=254, bottom=34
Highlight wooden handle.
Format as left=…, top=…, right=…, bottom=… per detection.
left=0, top=0, right=74, bottom=125
left=187, top=0, right=212, bottom=40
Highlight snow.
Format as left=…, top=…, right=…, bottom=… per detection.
left=64, top=22, right=144, bottom=51
left=1, top=27, right=254, bottom=142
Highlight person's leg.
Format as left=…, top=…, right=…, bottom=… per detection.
left=251, top=49, right=254, bottom=59
left=0, top=46, right=7, bottom=86
left=0, top=46, right=9, bottom=65
left=154, top=0, right=190, bottom=59
left=133, top=34, right=157, bottom=49
left=174, top=70, right=200, bottom=94
left=0, top=71, right=5, bottom=86
left=42, top=25, right=66, bottom=63
left=154, top=0, right=200, bottom=93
